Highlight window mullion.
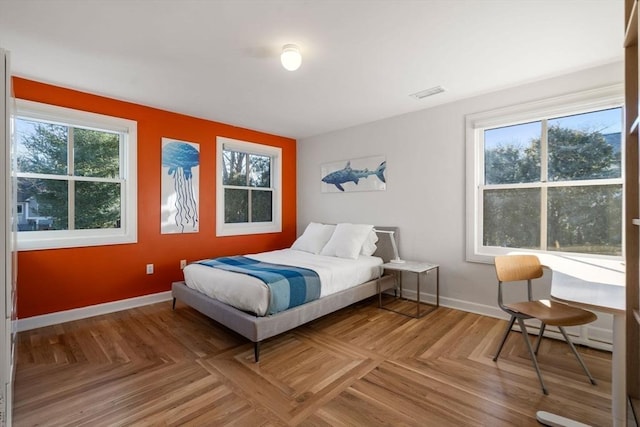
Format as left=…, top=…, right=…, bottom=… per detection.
left=68, top=126, right=75, bottom=231
left=540, top=120, right=548, bottom=251
left=246, top=154, right=252, bottom=223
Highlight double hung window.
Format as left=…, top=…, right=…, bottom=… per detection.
left=466, top=86, right=623, bottom=262
left=216, top=137, right=281, bottom=236
left=15, top=100, right=137, bottom=250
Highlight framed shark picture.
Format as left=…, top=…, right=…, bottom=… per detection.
left=321, top=155, right=386, bottom=193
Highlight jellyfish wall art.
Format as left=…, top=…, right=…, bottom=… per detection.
left=161, top=138, right=200, bottom=234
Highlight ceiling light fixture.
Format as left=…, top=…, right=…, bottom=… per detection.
left=409, top=86, right=446, bottom=100
left=281, top=44, right=302, bottom=71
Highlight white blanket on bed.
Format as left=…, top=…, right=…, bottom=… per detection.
left=183, top=249, right=383, bottom=316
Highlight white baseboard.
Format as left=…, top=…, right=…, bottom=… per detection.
left=16, top=288, right=614, bottom=352
left=400, top=289, right=613, bottom=351
left=16, top=291, right=173, bottom=332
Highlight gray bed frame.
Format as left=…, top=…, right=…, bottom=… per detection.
left=171, top=226, right=398, bottom=362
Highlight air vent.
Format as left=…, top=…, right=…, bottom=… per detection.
left=409, top=86, right=446, bottom=100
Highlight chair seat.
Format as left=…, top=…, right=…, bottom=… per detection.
left=505, top=299, right=597, bottom=327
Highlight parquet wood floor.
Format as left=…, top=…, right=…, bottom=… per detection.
left=13, top=298, right=612, bottom=426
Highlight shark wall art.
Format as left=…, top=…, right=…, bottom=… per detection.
left=320, top=156, right=387, bottom=192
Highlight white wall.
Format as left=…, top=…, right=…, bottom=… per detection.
left=297, top=62, right=623, bottom=344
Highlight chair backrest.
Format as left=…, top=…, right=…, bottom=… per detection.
left=494, top=255, right=543, bottom=283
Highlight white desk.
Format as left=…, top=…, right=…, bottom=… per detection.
left=534, top=254, right=626, bottom=427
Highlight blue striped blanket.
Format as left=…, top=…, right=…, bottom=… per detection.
left=197, top=256, right=321, bottom=315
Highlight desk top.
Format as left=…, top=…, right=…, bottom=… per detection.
left=550, top=271, right=625, bottom=314
left=534, top=253, right=625, bottom=315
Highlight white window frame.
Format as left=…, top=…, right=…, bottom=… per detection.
left=15, top=99, right=137, bottom=251
left=216, top=137, right=282, bottom=236
left=465, top=84, right=624, bottom=264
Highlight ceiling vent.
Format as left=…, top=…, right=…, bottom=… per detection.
left=409, top=86, right=446, bottom=100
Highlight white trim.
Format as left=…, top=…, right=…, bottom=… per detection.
left=465, top=84, right=624, bottom=264
left=16, top=291, right=172, bottom=332
left=15, top=99, right=138, bottom=251
left=15, top=287, right=613, bottom=353
left=216, top=137, right=282, bottom=236
left=398, top=288, right=613, bottom=351
left=466, top=84, right=623, bottom=130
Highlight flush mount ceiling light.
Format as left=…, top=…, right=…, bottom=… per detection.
left=281, top=44, right=302, bottom=71
left=409, top=85, right=446, bottom=100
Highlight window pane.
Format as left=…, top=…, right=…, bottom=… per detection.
left=75, top=181, right=121, bottom=229
left=224, top=188, right=248, bottom=223
left=17, top=177, right=68, bottom=231
left=548, top=108, right=622, bottom=181
left=222, top=150, right=247, bottom=186
left=251, top=190, right=272, bottom=222
left=16, top=119, right=68, bottom=175
left=483, top=188, right=540, bottom=248
left=249, top=154, right=271, bottom=187
left=547, top=185, right=622, bottom=255
left=484, top=121, right=540, bottom=184
left=74, top=128, right=120, bottom=178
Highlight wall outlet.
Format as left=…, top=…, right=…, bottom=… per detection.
left=180, top=259, right=187, bottom=269
left=146, top=264, right=154, bottom=274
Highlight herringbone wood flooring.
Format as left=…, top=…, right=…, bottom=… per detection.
left=13, top=298, right=612, bottom=426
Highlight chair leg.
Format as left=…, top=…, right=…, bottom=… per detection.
left=493, top=316, right=516, bottom=361
left=558, top=327, right=596, bottom=385
left=517, top=317, right=548, bottom=395
left=534, top=322, right=546, bottom=355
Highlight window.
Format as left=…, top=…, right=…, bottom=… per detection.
left=466, top=85, right=623, bottom=263
left=216, top=137, right=281, bottom=236
left=15, top=100, right=137, bottom=250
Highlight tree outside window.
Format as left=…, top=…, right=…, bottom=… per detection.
left=16, top=120, right=122, bottom=232
left=216, top=137, right=281, bottom=237
left=481, top=107, right=622, bottom=256
left=222, top=150, right=273, bottom=224
left=14, top=99, right=137, bottom=250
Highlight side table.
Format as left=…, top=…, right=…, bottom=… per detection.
left=380, top=261, right=439, bottom=318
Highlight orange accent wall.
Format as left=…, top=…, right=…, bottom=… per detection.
left=13, top=77, right=297, bottom=319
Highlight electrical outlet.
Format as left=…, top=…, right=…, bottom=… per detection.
left=180, top=259, right=187, bottom=269
left=146, top=264, right=154, bottom=274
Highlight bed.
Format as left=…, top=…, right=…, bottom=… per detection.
left=171, top=225, right=398, bottom=362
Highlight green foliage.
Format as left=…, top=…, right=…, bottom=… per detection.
left=73, top=128, right=120, bottom=178
left=251, top=190, right=272, bottom=222
left=223, top=151, right=247, bottom=186
left=17, top=121, right=121, bottom=230
left=75, top=182, right=121, bottom=229
left=484, top=125, right=621, bottom=255
left=222, top=150, right=272, bottom=223
left=17, top=123, right=68, bottom=175
left=548, top=125, right=620, bottom=181
left=547, top=186, right=622, bottom=255
left=485, top=143, right=539, bottom=184
left=224, top=189, right=248, bottom=223
left=483, top=188, right=540, bottom=249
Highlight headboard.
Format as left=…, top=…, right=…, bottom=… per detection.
left=373, top=226, right=400, bottom=263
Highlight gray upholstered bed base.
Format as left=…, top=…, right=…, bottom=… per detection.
left=171, top=226, right=400, bottom=362
left=172, top=274, right=394, bottom=361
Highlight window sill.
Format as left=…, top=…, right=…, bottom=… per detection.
left=216, top=222, right=282, bottom=237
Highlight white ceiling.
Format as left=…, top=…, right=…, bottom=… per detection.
left=0, top=0, right=624, bottom=139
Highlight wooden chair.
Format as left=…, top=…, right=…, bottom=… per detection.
left=492, top=254, right=597, bottom=394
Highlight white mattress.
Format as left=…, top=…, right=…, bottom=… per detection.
left=182, top=248, right=384, bottom=316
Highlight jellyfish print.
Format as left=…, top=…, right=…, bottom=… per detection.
left=161, top=139, right=200, bottom=233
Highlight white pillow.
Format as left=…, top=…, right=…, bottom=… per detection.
left=291, top=222, right=336, bottom=254
left=361, top=230, right=379, bottom=256
left=321, top=223, right=374, bottom=259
